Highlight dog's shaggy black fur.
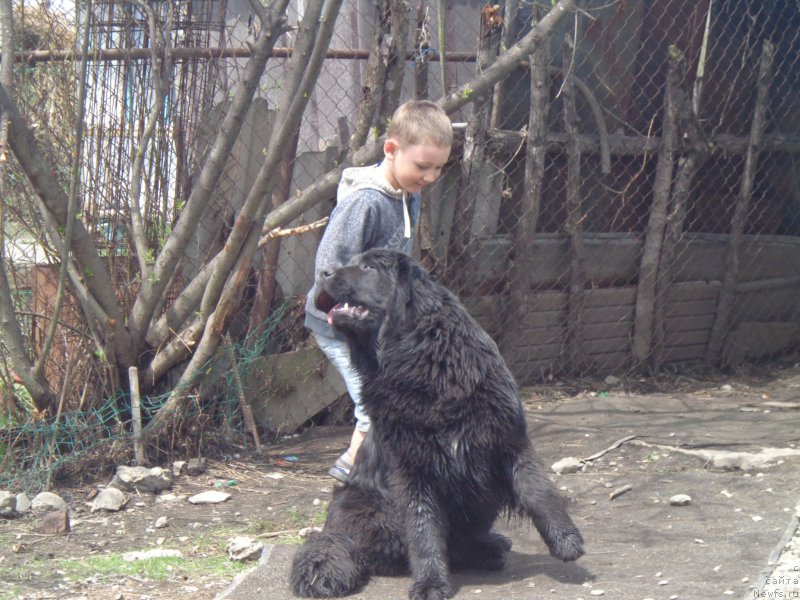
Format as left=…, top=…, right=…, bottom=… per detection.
left=291, top=249, right=584, bottom=599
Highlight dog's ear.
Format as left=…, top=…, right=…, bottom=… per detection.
left=394, top=254, right=441, bottom=320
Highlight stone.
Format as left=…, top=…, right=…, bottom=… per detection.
left=0, top=491, right=16, bottom=517
left=551, top=457, right=584, bottom=474
left=669, top=494, right=692, bottom=506
left=154, top=516, right=169, bottom=529
left=91, top=487, right=128, bottom=512
left=123, top=548, right=182, bottom=561
left=31, top=491, right=67, bottom=512
left=36, top=508, right=70, bottom=534
left=186, top=458, right=207, bottom=476
left=110, top=465, right=173, bottom=493
left=188, top=490, right=231, bottom=505
left=15, top=493, right=31, bottom=514
left=172, top=460, right=187, bottom=476
left=604, top=375, right=621, bottom=386
left=226, top=536, right=264, bottom=561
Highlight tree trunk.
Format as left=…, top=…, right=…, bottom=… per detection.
left=632, top=46, right=682, bottom=367
left=248, top=129, right=300, bottom=337
left=705, top=39, right=775, bottom=367
left=561, top=33, right=589, bottom=372
left=446, top=4, right=502, bottom=294
left=499, top=4, right=549, bottom=356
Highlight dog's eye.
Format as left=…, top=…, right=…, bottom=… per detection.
left=360, top=263, right=374, bottom=271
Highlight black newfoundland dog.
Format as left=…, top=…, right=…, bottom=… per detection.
left=290, top=249, right=584, bottom=599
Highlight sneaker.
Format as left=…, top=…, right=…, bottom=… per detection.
left=328, top=454, right=352, bottom=482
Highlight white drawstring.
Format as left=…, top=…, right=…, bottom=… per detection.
left=402, top=191, right=411, bottom=239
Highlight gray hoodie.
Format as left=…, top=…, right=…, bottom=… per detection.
left=304, top=164, right=421, bottom=340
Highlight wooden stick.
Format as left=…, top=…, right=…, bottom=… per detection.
left=224, top=334, right=262, bottom=452
left=609, top=484, right=633, bottom=501
left=129, top=366, right=146, bottom=466
left=257, top=217, right=328, bottom=249
left=582, top=435, right=639, bottom=462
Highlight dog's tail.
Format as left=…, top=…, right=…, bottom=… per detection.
left=290, top=531, right=369, bottom=598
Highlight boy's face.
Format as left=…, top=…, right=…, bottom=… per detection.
left=382, top=138, right=451, bottom=194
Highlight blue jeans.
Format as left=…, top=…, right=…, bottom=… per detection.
left=313, top=333, right=370, bottom=432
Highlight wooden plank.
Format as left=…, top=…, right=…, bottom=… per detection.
left=465, top=297, right=502, bottom=337
left=659, top=344, right=707, bottom=363
left=521, top=310, right=564, bottom=329
left=666, top=280, right=721, bottom=301
left=736, top=243, right=800, bottom=283
left=247, top=347, right=347, bottom=435
left=584, top=286, right=637, bottom=307
left=471, top=234, right=644, bottom=289
left=664, top=299, right=718, bottom=318
left=663, top=329, right=712, bottom=347
left=583, top=320, right=633, bottom=341
left=506, top=359, right=559, bottom=385
left=583, top=304, right=636, bottom=324
left=670, top=240, right=726, bottom=282
left=725, top=322, right=800, bottom=365
left=513, top=331, right=564, bottom=350
left=523, top=290, right=568, bottom=311
left=584, top=337, right=631, bottom=354
left=663, top=314, right=716, bottom=333
left=591, top=351, right=633, bottom=370
left=464, top=296, right=498, bottom=319
left=504, top=342, right=563, bottom=363
left=469, top=234, right=800, bottom=292
left=732, top=287, right=800, bottom=323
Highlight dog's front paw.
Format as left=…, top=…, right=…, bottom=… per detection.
left=549, top=527, right=585, bottom=562
left=409, top=575, right=453, bottom=600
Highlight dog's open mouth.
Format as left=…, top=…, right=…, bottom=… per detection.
left=316, top=291, right=370, bottom=325
left=328, top=302, right=369, bottom=325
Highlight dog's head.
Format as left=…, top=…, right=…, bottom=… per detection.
left=314, top=250, right=404, bottom=336
left=314, top=249, right=422, bottom=339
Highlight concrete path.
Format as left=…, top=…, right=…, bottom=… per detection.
left=217, top=376, right=800, bottom=599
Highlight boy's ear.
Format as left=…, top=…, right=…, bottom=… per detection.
left=383, top=138, right=399, bottom=159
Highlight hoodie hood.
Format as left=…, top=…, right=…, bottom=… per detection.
left=337, top=165, right=403, bottom=202
left=339, top=165, right=412, bottom=238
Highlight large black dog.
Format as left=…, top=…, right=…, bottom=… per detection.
left=290, top=249, right=584, bottom=599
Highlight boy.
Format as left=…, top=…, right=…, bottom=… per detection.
left=304, top=100, right=453, bottom=482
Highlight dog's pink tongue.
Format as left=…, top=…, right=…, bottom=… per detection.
left=327, top=304, right=341, bottom=325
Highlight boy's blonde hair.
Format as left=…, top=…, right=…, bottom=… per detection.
left=386, top=100, right=453, bottom=148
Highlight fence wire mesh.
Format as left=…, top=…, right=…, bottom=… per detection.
left=2, top=0, right=800, bottom=486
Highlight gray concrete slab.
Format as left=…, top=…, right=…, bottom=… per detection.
left=218, top=374, right=800, bottom=599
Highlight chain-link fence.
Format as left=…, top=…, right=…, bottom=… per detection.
left=2, top=0, right=800, bottom=474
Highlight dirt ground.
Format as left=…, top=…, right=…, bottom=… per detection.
left=2, top=359, right=800, bottom=600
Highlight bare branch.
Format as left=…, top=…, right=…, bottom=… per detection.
left=128, top=0, right=292, bottom=343
left=149, top=0, right=347, bottom=430
left=128, top=0, right=173, bottom=279
left=0, top=83, right=130, bottom=356
left=33, top=0, right=93, bottom=381
left=440, top=0, right=575, bottom=114
left=0, top=0, right=52, bottom=409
